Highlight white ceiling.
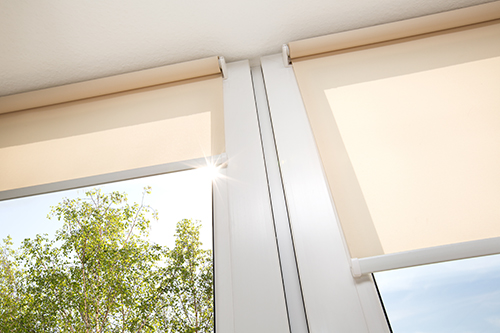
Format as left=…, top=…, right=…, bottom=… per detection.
left=0, top=0, right=496, bottom=96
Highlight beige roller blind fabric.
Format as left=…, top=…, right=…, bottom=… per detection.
left=0, top=57, right=224, bottom=193
left=292, top=18, right=500, bottom=259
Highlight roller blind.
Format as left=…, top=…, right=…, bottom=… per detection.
left=290, top=3, right=500, bottom=259
left=0, top=57, right=224, bottom=199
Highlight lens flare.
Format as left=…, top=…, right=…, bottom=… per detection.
left=200, top=164, right=221, bottom=181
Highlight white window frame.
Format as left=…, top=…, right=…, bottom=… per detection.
left=260, top=54, right=391, bottom=333
left=214, top=60, right=291, bottom=333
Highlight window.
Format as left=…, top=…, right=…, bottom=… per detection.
left=0, top=169, right=214, bottom=331
left=0, top=59, right=292, bottom=333
left=375, top=254, right=500, bottom=332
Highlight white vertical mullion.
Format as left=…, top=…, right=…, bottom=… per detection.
left=216, top=60, right=290, bottom=333
left=260, top=54, right=389, bottom=333
left=213, top=167, right=235, bottom=333
left=251, top=66, right=309, bottom=333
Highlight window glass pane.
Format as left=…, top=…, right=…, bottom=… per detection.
left=375, top=254, right=500, bottom=332
left=0, top=168, right=214, bottom=332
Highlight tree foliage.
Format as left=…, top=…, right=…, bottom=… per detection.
left=0, top=189, right=213, bottom=333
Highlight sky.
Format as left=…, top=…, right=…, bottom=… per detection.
left=0, top=167, right=213, bottom=251
left=375, top=253, right=500, bottom=333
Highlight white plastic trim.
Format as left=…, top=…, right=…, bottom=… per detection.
left=218, top=56, right=228, bottom=79
left=282, top=44, right=291, bottom=67
left=351, top=258, right=362, bottom=278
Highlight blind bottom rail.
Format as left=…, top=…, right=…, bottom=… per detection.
left=351, top=236, right=500, bottom=277
left=0, top=153, right=227, bottom=201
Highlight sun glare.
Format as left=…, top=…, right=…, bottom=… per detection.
left=200, top=164, right=222, bottom=181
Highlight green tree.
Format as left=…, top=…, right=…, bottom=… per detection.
left=0, top=236, right=27, bottom=331
left=0, top=188, right=213, bottom=333
left=157, top=219, right=214, bottom=333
